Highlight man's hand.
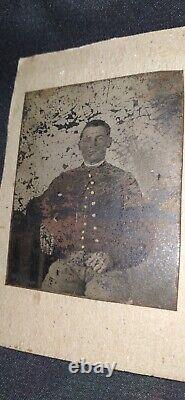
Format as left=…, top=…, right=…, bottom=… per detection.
left=66, top=251, right=85, bottom=267
left=85, top=252, right=113, bottom=274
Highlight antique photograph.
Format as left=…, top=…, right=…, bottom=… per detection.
left=2, top=28, right=185, bottom=381
left=6, top=70, right=183, bottom=311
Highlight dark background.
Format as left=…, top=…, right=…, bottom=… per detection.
left=1, top=1, right=185, bottom=398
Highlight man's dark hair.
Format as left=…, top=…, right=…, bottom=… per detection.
left=80, top=119, right=111, bottom=139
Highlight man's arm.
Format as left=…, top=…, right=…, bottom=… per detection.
left=111, top=171, right=151, bottom=269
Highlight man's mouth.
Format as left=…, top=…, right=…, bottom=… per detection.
left=88, top=148, right=99, bottom=154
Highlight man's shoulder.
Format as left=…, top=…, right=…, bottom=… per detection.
left=105, top=162, right=140, bottom=195
left=48, top=164, right=84, bottom=186
left=105, top=162, right=136, bottom=181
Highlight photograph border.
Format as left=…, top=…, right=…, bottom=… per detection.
left=1, top=26, right=185, bottom=381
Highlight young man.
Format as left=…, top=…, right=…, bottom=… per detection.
left=26, top=119, right=148, bottom=303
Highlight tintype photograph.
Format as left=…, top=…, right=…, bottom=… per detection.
left=6, top=70, right=183, bottom=311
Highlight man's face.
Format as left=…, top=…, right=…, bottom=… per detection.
left=79, top=125, right=112, bottom=164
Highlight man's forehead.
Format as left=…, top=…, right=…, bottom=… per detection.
left=82, top=125, right=107, bottom=136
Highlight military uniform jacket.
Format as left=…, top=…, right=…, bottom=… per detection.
left=27, top=161, right=148, bottom=271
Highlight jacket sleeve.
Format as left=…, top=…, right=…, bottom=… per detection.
left=7, top=200, right=44, bottom=288
left=26, top=194, right=59, bottom=287
left=110, top=173, right=153, bottom=269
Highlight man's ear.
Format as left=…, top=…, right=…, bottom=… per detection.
left=107, top=136, right=112, bottom=148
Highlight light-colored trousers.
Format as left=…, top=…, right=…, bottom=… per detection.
left=41, top=251, right=133, bottom=304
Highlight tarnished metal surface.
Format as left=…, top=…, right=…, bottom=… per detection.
left=7, top=71, right=183, bottom=310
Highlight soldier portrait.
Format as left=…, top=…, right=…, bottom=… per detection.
left=7, top=70, right=183, bottom=310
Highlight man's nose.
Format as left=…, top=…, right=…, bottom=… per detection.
left=90, top=140, right=97, bottom=147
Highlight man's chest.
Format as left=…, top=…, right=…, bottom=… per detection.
left=48, top=172, right=123, bottom=219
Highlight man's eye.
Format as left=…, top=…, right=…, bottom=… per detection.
left=95, top=136, right=104, bottom=143
left=82, top=138, right=89, bottom=144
